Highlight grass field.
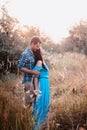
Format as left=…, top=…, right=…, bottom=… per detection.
left=0, top=52, right=87, bottom=130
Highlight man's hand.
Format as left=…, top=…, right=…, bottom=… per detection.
left=32, top=70, right=40, bottom=76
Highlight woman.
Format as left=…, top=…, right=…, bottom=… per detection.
left=33, top=48, right=50, bottom=130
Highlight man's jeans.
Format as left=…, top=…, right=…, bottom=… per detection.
left=24, top=82, right=35, bottom=105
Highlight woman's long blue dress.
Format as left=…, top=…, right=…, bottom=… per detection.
left=33, top=65, right=50, bottom=130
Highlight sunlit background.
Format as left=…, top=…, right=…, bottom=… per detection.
left=1, top=1, right=87, bottom=130
left=0, top=0, right=87, bottom=42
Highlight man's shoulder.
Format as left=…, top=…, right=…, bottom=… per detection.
left=22, top=49, right=31, bottom=56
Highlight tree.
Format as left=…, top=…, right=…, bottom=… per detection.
left=0, top=7, right=19, bottom=48
left=60, top=21, right=87, bottom=54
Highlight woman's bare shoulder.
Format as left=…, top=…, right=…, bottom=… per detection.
left=36, top=60, right=42, bottom=67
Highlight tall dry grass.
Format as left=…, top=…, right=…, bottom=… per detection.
left=0, top=75, right=33, bottom=130
left=1, top=52, right=87, bottom=130
left=47, top=52, right=87, bottom=130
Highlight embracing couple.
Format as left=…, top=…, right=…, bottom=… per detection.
left=18, top=36, right=50, bottom=130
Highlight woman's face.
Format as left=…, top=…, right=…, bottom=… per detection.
left=40, top=48, right=46, bottom=56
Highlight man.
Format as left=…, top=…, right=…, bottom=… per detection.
left=18, top=36, right=41, bottom=106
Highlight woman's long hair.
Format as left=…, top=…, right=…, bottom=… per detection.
left=33, top=49, right=47, bottom=70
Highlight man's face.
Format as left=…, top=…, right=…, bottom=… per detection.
left=32, top=42, right=41, bottom=52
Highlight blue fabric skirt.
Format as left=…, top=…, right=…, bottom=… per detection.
left=33, top=78, right=50, bottom=130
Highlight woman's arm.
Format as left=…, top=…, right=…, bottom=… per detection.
left=33, top=60, right=42, bottom=90
left=33, top=77, right=39, bottom=90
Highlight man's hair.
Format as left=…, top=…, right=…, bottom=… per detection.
left=30, top=36, right=41, bottom=44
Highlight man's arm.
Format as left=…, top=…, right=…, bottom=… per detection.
left=18, top=52, right=40, bottom=76
left=19, top=67, right=40, bottom=75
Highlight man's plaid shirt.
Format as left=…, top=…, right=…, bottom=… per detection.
left=18, top=48, right=35, bottom=84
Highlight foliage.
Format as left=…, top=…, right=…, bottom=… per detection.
left=60, top=21, right=87, bottom=55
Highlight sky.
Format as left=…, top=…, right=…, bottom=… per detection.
left=0, top=0, right=87, bottom=42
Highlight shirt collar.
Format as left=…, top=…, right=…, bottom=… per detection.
left=26, top=48, right=34, bottom=57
